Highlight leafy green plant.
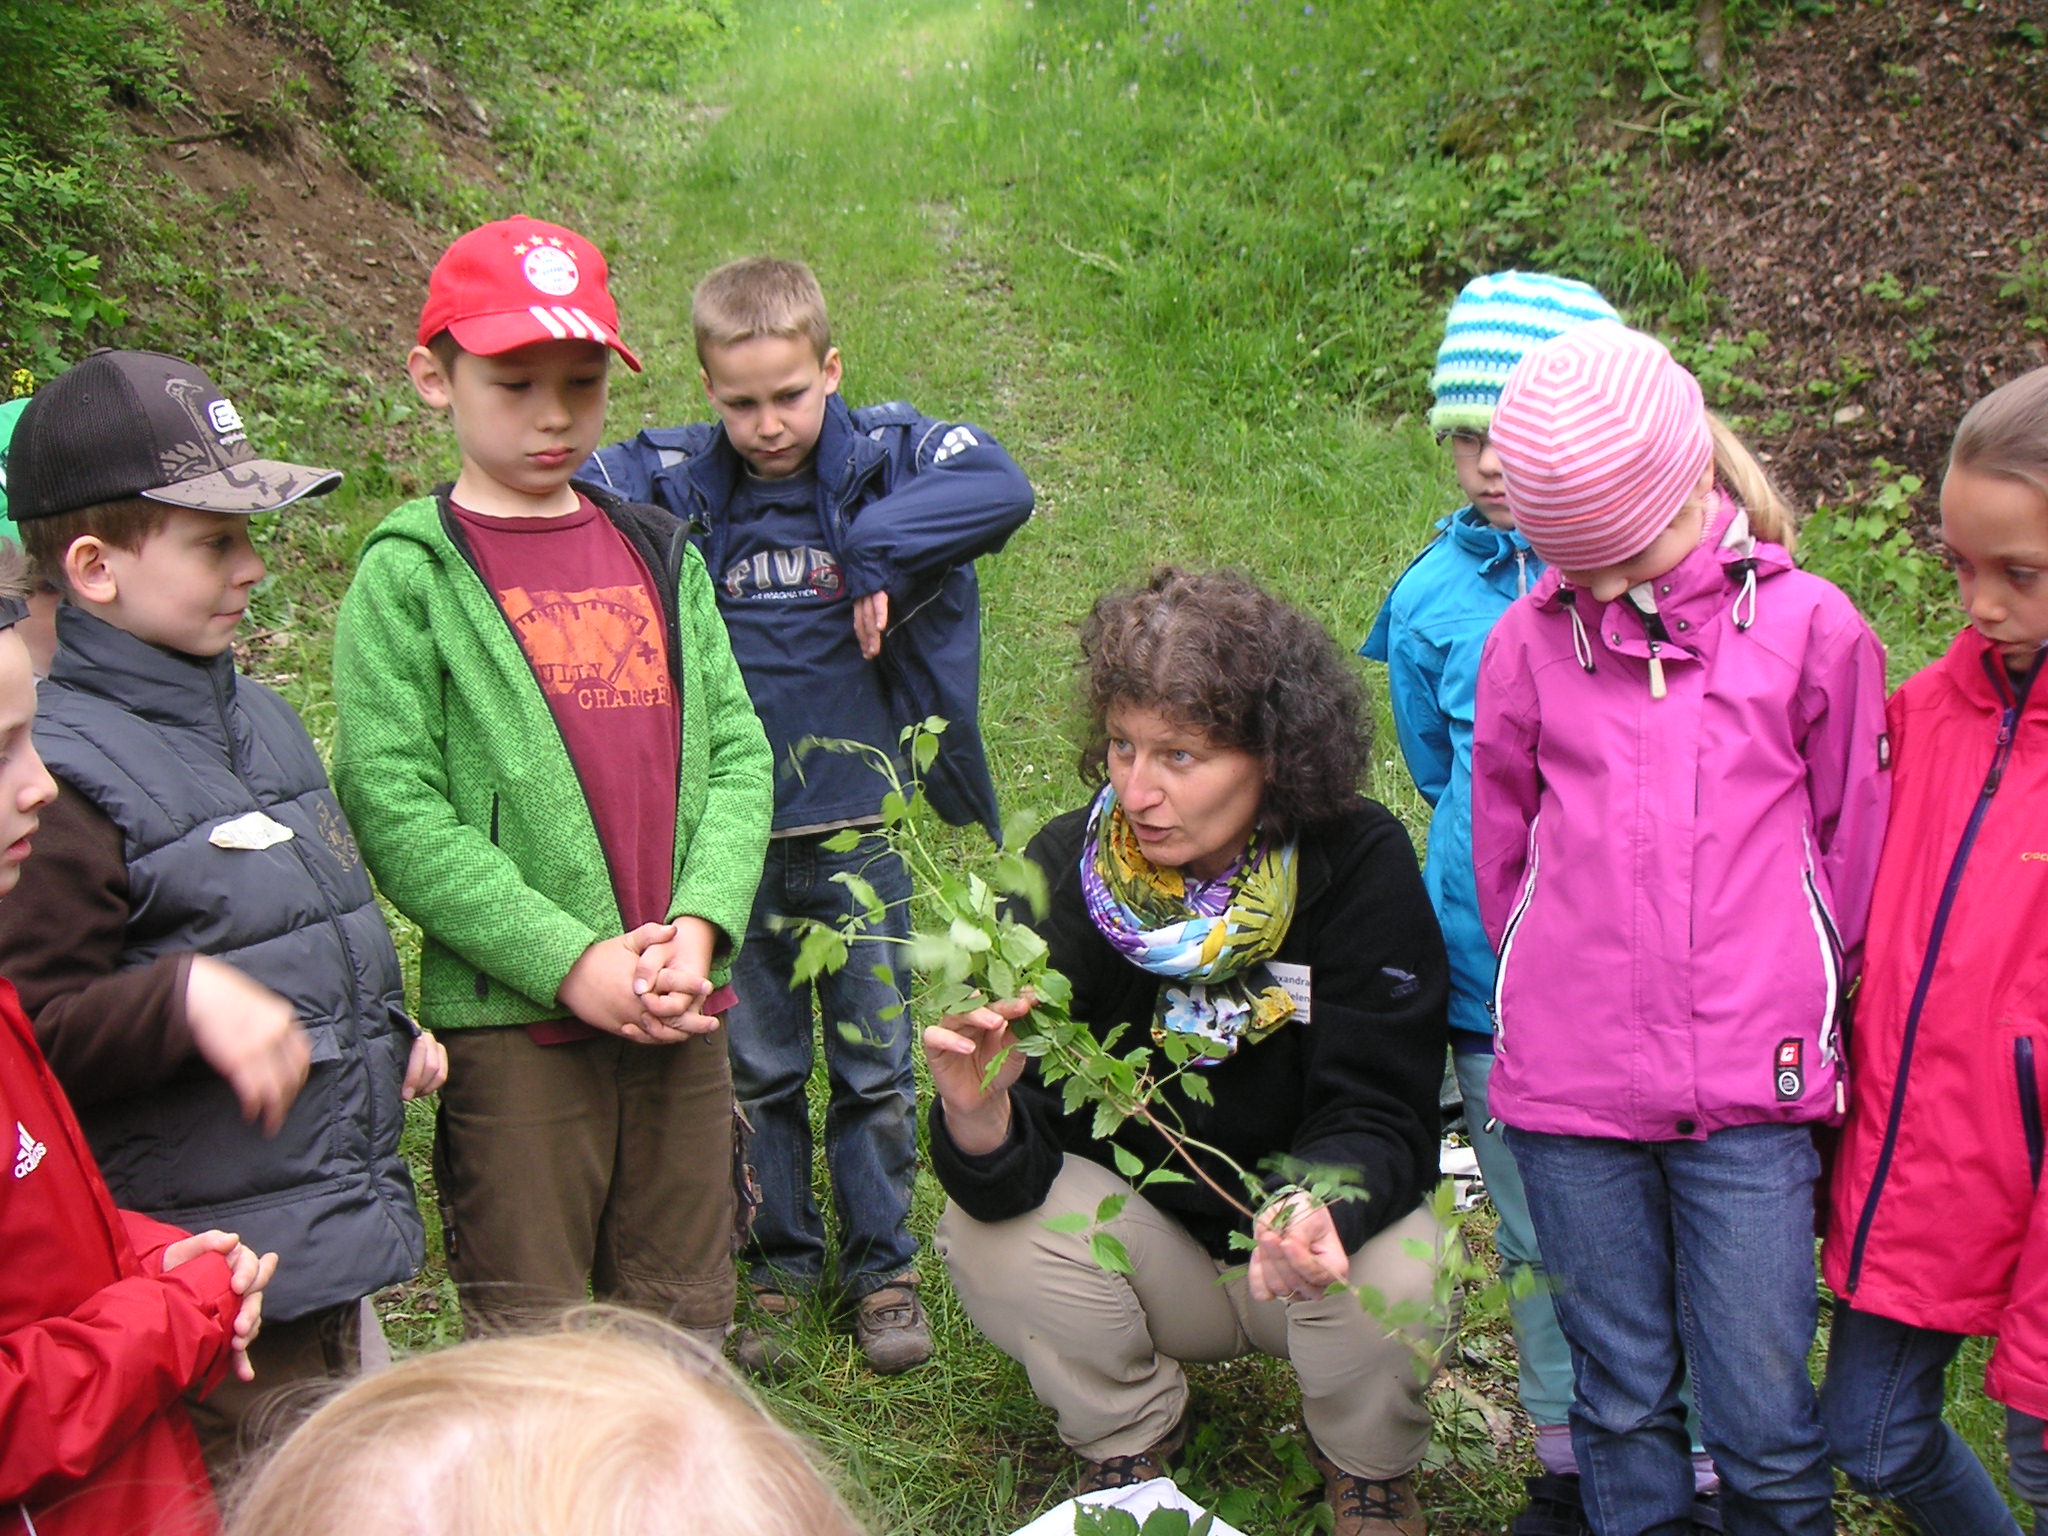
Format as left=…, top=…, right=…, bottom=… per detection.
left=790, top=723, right=1517, bottom=1373
left=1074, top=1505, right=1216, bottom=1536
left=1998, top=239, right=2048, bottom=333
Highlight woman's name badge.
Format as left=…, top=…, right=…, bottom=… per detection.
left=1263, top=962, right=1311, bottom=1023
left=208, top=811, right=296, bottom=851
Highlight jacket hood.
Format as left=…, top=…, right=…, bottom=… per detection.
left=1444, top=503, right=1535, bottom=572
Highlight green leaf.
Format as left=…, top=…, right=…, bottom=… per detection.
left=986, top=957, right=1018, bottom=1001
left=1042, top=1212, right=1092, bottom=1234
left=1110, top=1143, right=1144, bottom=1179
left=1091, top=1098, right=1129, bottom=1139
left=1094, top=1193, right=1128, bottom=1224
left=912, top=728, right=941, bottom=775
left=792, top=923, right=849, bottom=981
left=880, top=789, right=908, bottom=826
left=832, top=870, right=883, bottom=922
left=1090, top=1231, right=1133, bottom=1274
left=821, top=828, right=861, bottom=853
left=947, top=917, right=993, bottom=954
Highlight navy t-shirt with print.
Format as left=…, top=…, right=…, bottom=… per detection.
left=718, top=468, right=895, bottom=832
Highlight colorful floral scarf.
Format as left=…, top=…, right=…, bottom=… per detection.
left=1080, top=784, right=1300, bottom=1066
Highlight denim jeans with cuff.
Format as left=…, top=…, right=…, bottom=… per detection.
left=1821, top=1299, right=2044, bottom=1535
left=1505, top=1122, right=1833, bottom=1536
left=728, top=829, right=917, bottom=1303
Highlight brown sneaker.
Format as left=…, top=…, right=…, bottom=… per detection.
left=852, top=1272, right=933, bottom=1375
left=1309, top=1441, right=1427, bottom=1536
left=733, top=1287, right=801, bottom=1380
left=1073, top=1406, right=1191, bottom=1495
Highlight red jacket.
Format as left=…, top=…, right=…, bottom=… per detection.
left=0, top=978, right=234, bottom=1536
left=1823, top=629, right=2048, bottom=1415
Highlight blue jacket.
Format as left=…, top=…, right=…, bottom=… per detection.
left=584, top=395, right=1032, bottom=840
left=1362, top=505, right=1540, bottom=1049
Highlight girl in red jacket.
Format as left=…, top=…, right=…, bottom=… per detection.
left=0, top=557, right=275, bottom=1536
left=1821, top=366, right=2048, bottom=1535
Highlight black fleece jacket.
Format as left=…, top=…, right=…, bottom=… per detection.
left=929, top=796, right=1450, bottom=1259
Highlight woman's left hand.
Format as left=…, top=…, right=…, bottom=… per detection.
left=1248, top=1192, right=1351, bottom=1304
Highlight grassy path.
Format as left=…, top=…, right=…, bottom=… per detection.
left=578, top=4, right=1502, bottom=1533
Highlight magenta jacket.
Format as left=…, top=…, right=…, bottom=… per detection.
left=1472, top=497, right=1892, bottom=1141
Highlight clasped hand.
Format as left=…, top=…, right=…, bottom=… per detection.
left=559, top=918, right=722, bottom=1043
left=162, top=1229, right=277, bottom=1383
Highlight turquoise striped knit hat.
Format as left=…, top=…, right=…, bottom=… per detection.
left=1429, top=271, right=1622, bottom=434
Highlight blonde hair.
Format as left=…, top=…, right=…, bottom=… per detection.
left=1707, top=414, right=1798, bottom=555
left=224, top=1311, right=870, bottom=1536
left=0, top=540, right=31, bottom=605
left=692, top=258, right=832, bottom=364
left=1951, top=365, right=2048, bottom=504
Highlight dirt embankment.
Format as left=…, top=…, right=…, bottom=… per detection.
left=125, top=0, right=504, bottom=371
left=1640, top=0, right=2048, bottom=517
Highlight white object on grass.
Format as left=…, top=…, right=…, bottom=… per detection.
left=1007, top=1478, right=1250, bottom=1536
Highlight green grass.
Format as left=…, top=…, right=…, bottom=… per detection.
left=55, top=0, right=1998, bottom=1527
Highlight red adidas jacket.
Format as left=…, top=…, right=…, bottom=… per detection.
left=0, top=977, right=235, bottom=1535
left=1823, top=628, right=2048, bottom=1416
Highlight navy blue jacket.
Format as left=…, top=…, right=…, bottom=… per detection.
left=584, top=395, right=1033, bottom=839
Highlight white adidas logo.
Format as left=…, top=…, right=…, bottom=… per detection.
left=13, top=1121, right=45, bottom=1179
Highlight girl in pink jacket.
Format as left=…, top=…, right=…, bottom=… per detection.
left=1820, top=366, right=2048, bottom=1536
left=1472, top=323, right=1892, bottom=1536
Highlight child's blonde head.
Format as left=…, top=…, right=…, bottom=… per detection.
left=692, top=258, right=832, bottom=365
left=1707, top=413, right=1799, bottom=554
left=224, top=1310, right=870, bottom=1536
left=1950, top=365, right=2048, bottom=501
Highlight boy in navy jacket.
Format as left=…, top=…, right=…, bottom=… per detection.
left=586, top=257, right=1032, bottom=1376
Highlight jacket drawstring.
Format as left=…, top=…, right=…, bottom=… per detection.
left=1563, top=594, right=1596, bottom=674
left=1732, top=559, right=1759, bottom=632
left=1515, top=549, right=1529, bottom=598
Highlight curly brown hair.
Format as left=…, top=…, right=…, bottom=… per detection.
left=1075, top=568, right=1371, bottom=836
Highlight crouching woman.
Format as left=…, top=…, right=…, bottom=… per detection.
left=926, top=568, right=1456, bottom=1536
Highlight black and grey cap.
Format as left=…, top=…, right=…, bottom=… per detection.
left=7, top=349, right=342, bottom=521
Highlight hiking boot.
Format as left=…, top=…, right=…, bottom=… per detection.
left=732, top=1287, right=801, bottom=1380
left=1308, top=1441, right=1427, bottom=1536
left=1073, top=1406, right=1190, bottom=1495
left=1508, top=1473, right=1591, bottom=1536
left=852, top=1272, right=933, bottom=1375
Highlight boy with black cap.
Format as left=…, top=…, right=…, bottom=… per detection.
left=329, top=219, right=771, bottom=1342
left=0, top=348, right=445, bottom=1471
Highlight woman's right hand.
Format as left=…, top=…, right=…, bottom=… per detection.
left=922, top=992, right=1034, bottom=1156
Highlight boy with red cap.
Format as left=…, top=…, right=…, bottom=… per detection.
left=331, top=219, right=772, bottom=1340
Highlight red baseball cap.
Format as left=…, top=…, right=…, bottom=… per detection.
left=418, top=218, right=642, bottom=372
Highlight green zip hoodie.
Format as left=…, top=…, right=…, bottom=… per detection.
left=330, top=489, right=771, bottom=1030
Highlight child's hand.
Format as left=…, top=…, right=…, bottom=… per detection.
left=184, top=956, right=311, bottom=1135
left=626, top=917, right=721, bottom=1041
left=1248, top=1193, right=1350, bottom=1304
left=163, top=1229, right=278, bottom=1382
left=401, top=1029, right=448, bottom=1100
left=559, top=924, right=678, bottom=1039
left=853, top=591, right=890, bottom=660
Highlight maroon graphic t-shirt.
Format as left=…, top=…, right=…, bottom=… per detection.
left=455, top=495, right=695, bottom=1044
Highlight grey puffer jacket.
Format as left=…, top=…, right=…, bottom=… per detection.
left=33, top=607, right=423, bottom=1321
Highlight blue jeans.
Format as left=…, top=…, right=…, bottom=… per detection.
left=727, top=830, right=917, bottom=1301
left=1454, top=1051, right=1577, bottom=1429
left=1821, top=1300, right=2041, bottom=1535
left=1505, top=1123, right=1833, bottom=1536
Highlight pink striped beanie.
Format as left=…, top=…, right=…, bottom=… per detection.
left=1490, top=321, right=1712, bottom=570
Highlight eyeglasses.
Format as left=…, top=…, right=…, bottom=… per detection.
left=1435, top=429, right=1489, bottom=461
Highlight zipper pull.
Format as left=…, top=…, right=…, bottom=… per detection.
left=1835, top=1079, right=1846, bottom=1116
left=1988, top=707, right=2017, bottom=795
left=1647, top=646, right=1667, bottom=700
